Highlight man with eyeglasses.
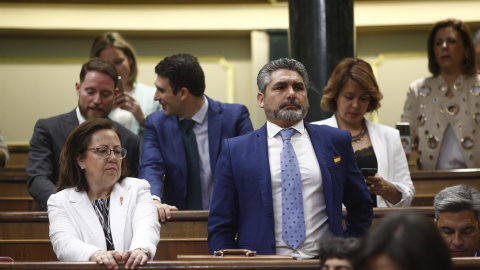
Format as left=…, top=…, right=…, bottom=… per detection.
left=26, top=58, right=140, bottom=211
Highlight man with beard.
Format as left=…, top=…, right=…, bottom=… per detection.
left=27, top=58, right=140, bottom=211
left=207, top=58, right=373, bottom=259
left=139, top=53, right=253, bottom=220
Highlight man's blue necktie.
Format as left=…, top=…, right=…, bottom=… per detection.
left=181, top=119, right=203, bottom=210
left=279, top=128, right=306, bottom=250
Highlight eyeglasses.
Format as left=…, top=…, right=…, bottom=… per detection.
left=86, top=147, right=127, bottom=159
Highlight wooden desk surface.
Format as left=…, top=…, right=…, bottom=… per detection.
left=0, top=258, right=478, bottom=270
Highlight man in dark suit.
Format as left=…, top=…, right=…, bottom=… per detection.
left=434, top=184, right=480, bottom=257
left=139, top=53, right=253, bottom=220
left=207, top=58, right=372, bottom=258
left=27, top=58, right=140, bottom=211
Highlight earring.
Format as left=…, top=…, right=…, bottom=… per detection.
left=81, top=166, right=85, bottom=170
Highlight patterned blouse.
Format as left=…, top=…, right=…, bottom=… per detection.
left=91, top=197, right=115, bottom=251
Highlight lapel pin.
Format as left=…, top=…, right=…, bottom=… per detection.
left=334, top=156, right=341, bottom=164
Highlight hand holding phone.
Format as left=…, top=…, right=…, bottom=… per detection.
left=361, top=168, right=377, bottom=178
left=117, top=76, right=124, bottom=94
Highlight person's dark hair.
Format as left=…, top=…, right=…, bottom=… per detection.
left=319, top=237, right=360, bottom=269
left=355, top=210, right=452, bottom=270
left=90, top=32, right=138, bottom=86
left=57, top=119, right=128, bottom=193
left=257, top=58, right=309, bottom=94
left=154, top=53, right=205, bottom=97
left=434, top=184, right=480, bottom=222
left=321, top=58, right=383, bottom=113
left=79, top=57, right=118, bottom=87
left=427, top=18, right=477, bottom=76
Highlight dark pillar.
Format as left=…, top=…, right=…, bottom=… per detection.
left=289, top=0, right=354, bottom=122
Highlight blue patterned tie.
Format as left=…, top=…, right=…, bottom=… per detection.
left=279, top=128, right=306, bottom=250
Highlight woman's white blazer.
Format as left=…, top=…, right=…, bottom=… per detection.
left=48, top=177, right=160, bottom=261
left=312, top=116, right=415, bottom=207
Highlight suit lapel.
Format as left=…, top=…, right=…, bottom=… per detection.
left=207, top=97, right=222, bottom=171
left=109, top=181, right=129, bottom=252
left=70, top=189, right=106, bottom=250
left=305, top=123, right=334, bottom=215
left=60, top=109, right=80, bottom=140
left=255, top=125, right=275, bottom=227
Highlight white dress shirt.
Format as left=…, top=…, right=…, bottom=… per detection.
left=76, top=107, right=86, bottom=124
left=180, top=96, right=212, bottom=210
left=436, top=124, right=466, bottom=169
left=267, top=120, right=332, bottom=259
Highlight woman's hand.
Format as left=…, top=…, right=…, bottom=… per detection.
left=122, top=249, right=149, bottom=270
left=90, top=250, right=124, bottom=270
left=114, top=92, right=146, bottom=126
left=365, top=175, right=402, bottom=205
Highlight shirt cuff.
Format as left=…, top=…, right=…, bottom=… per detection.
left=152, top=195, right=161, bottom=203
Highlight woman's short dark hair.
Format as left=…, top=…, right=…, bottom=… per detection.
left=355, top=210, right=452, bottom=270
left=57, top=119, right=128, bottom=193
left=321, top=58, right=383, bottom=113
left=427, top=18, right=477, bottom=76
left=90, top=32, right=138, bottom=86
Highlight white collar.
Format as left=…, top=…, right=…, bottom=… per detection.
left=266, top=120, right=305, bottom=139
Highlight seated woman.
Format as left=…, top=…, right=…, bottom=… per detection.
left=313, top=58, right=415, bottom=207
left=48, top=119, right=160, bottom=269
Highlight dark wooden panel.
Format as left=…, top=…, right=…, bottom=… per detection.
left=0, top=240, right=56, bottom=261
left=0, top=198, right=36, bottom=212
left=0, top=239, right=209, bottom=262
left=0, top=258, right=477, bottom=270
left=0, top=260, right=319, bottom=270
left=4, top=145, right=28, bottom=170
left=0, top=168, right=29, bottom=197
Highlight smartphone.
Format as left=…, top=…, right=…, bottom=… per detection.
left=117, top=76, right=124, bottom=94
left=361, top=168, right=377, bottom=177
left=396, top=122, right=411, bottom=160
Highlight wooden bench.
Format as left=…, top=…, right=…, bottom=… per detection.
left=411, top=169, right=480, bottom=206
left=0, top=258, right=478, bottom=269
left=4, top=145, right=29, bottom=170
left=0, top=211, right=209, bottom=261
left=0, top=208, right=436, bottom=261
left=0, top=168, right=28, bottom=197
left=0, top=168, right=35, bottom=211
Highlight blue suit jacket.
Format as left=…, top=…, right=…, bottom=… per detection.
left=139, top=96, right=254, bottom=209
left=207, top=122, right=373, bottom=254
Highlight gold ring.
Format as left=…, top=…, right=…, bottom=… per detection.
left=101, top=255, right=107, bottom=257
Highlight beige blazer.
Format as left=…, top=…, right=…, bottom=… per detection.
left=47, top=178, right=160, bottom=261
left=402, top=75, right=480, bottom=169
left=312, top=116, right=415, bottom=207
